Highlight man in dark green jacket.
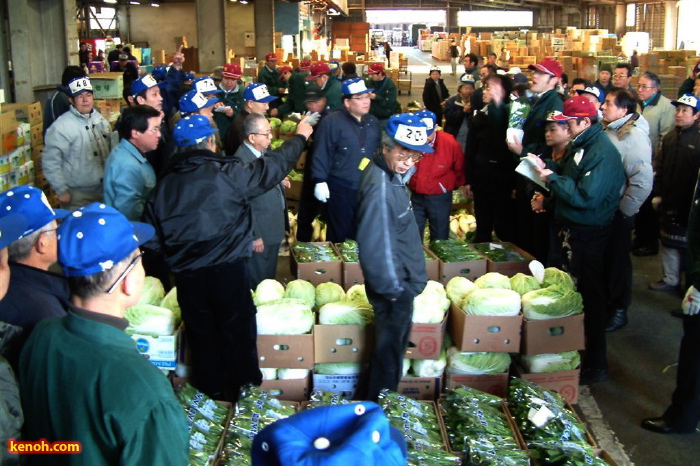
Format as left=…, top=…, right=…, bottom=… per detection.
left=530, top=96, right=625, bottom=386
left=306, top=62, right=343, bottom=111
left=19, top=203, right=189, bottom=465
left=272, top=64, right=310, bottom=118
left=258, top=52, right=286, bottom=99
left=366, top=62, right=398, bottom=123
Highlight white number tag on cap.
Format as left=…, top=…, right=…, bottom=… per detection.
left=196, top=78, right=216, bottom=93
left=191, top=92, right=208, bottom=108
left=394, top=123, right=427, bottom=146
left=420, top=117, right=435, bottom=131
left=346, top=80, right=367, bottom=94
left=679, top=94, right=698, bottom=108
left=252, top=85, right=270, bottom=100
left=69, top=78, right=92, bottom=95
left=141, top=74, right=158, bottom=88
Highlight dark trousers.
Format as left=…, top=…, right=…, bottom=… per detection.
left=473, top=188, right=517, bottom=243
left=664, top=314, right=700, bottom=432
left=326, top=182, right=358, bottom=243
left=514, top=181, right=536, bottom=255
left=605, top=212, right=634, bottom=312
left=249, top=241, right=282, bottom=289
left=633, top=195, right=659, bottom=249
left=562, top=225, right=611, bottom=372
left=365, top=286, right=415, bottom=401
left=175, top=260, right=262, bottom=400
left=142, top=249, right=172, bottom=291
left=297, top=184, right=323, bottom=242
left=411, top=191, right=452, bottom=242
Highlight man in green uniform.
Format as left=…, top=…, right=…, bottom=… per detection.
left=271, top=64, right=310, bottom=118
left=213, top=63, right=246, bottom=139
left=366, top=62, right=398, bottom=124
left=306, top=62, right=343, bottom=111
left=19, top=203, right=189, bottom=465
left=258, top=52, right=286, bottom=107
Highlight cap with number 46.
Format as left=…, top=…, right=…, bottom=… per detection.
left=385, top=113, right=434, bottom=153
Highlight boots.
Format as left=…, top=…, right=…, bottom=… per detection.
left=605, top=309, right=628, bottom=332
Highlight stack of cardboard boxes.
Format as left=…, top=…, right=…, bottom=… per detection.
left=0, top=102, right=43, bottom=199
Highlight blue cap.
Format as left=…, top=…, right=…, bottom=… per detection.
left=184, top=71, right=196, bottom=81
left=576, top=86, right=604, bottom=102
left=179, top=90, right=219, bottom=114
left=57, top=203, right=154, bottom=277
left=0, top=214, right=28, bottom=250
left=244, top=83, right=278, bottom=102
left=413, top=109, right=437, bottom=136
left=67, top=77, right=93, bottom=97
left=152, top=66, right=168, bottom=81
left=192, top=76, right=218, bottom=95
left=341, top=78, right=371, bottom=96
left=130, top=75, right=159, bottom=97
left=251, top=402, right=407, bottom=466
left=173, top=114, right=219, bottom=147
left=0, top=186, right=68, bottom=236
left=672, top=94, right=700, bottom=111
left=385, top=113, right=435, bottom=153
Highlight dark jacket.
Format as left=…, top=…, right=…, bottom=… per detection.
left=321, top=77, right=344, bottom=112
left=686, top=167, right=700, bottom=287
left=545, top=123, right=625, bottom=228
left=443, top=94, right=470, bottom=138
left=678, top=77, right=695, bottom=98
left=357, top=151, right=427, bottom=300
left=143, top=135, right=306, bottom=273
left=0, top=263, right=69, bottom=367
left=276, top=70, right=310, bottom=117
left=521, top=88, right=563, bottom=157
left=368, top=77, right=398, bottom=120
left=311, top=108, right=382, bottom=189
left=654, top=122, right=700, bottom=228
left=422, top=78, right=450, bottom=123
left=224, top=109, right=249, bottom=156
left=213, top=84, right=246, bottom=143
left=258, top=66, right=286, bottom=98
left=465, top=102, right=516, bottom=191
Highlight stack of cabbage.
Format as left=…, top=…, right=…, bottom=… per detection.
left=219, top=386, right=297, bottom=466
left=412, top=280, right=450, bottom=324
left=509, top=378, right=607, bottom=465
left=441, top=385, right=529, bottom=465
left=124, top=276, right=181, bottom=337
left=378, top=390, right=462, bottom=465
left=175, top=383, right=231, bottom=466
left=402, top=347, right=448, bottom=378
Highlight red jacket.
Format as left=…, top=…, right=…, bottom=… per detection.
left=408, top=130, right=465, bottom=195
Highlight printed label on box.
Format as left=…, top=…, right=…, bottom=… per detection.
left=131, top=333, right=178, bottom=369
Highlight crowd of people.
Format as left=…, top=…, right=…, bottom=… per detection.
left=1, top=46, right=700, bottom=464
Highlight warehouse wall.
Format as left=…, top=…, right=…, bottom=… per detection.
left=226, top=4, right=256, bottom=58
left=129, top=3, right=198, bottom=53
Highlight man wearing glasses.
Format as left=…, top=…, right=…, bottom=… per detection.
left=356, top=113, right=433, bottom=400
left=233, top=113, right=292, bottom=287
left=612, top=63, right=635, bottom=96
left=633, top=71, right=676, bottom=259
left=0, top=186, right=69, bottom=368
left=19, top=203, right=189, bottom=465
left=312, top=78, right=382, bottom=243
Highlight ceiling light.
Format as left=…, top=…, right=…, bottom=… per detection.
left=104, top=0, right=117, bottom=3
left=240, top=0, right=248, bottom=4
left=151, top=2, right=160, bottom=6
left=130, top=1, right=140, bottom=4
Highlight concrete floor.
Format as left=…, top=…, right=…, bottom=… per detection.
left=278, top=47, right=700, bottom=465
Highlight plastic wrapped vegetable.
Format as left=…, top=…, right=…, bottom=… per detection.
left=522, top=351, right=581, bottom=373
left=528, top=441, right=607, bottom=465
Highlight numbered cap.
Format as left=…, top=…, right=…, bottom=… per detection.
left=67, top=76, right=93, bottom=97
left=179, top=90, right=219, bottom=114
left=192, top=76, right=218, bottom=95
left=551, top=96, right=598, bottom=120
left=429, top=66, right=441, bottom=74
left=278, top=65, right=293, bottom=75
left=265, top=52, right=278, bottom=61
left=413, top=109, right=437, bottom=136
left=341, top=78, right=371, bottom=96
left=459, top=73, right=475, bottom=84
left=576, top=86, right=604, bottom=102
left=672, top=94, right=700, bottom=111
left=172, top=114, right=219, bottom=147
left=130, top=74, right=159, bottom=97
left=244, top=83, right=278, bottom=103
left=385, top=113, right=434, bottom=153
left=299, top=59, right=312, bottom=71
left=528, top=58, right=563, bottom=78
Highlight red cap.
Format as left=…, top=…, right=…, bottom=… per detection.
left=693, top=60, right=700, bottom=77
left=278, top=65, right=292, bottom=75
left=265, top=53, right=278, bottom=61
left=222, top=63, right=242, bottom=79
left=551, top=97, right=598, bottom=120
left=299, top=60, right=311, bottom=71
left=367, top=63, right=385, bottom=75
left=305, top=62, right=331, bottom=81
left=528, top=58, right=563, bottom=78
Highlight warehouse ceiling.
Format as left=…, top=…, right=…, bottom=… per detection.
left=85, top=0, right=636, bottom=7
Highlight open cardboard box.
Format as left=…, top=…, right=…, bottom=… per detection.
left=423, top=246, right=440, bottom=282
left=257, top=329, right=314, bottom=369
left=438, top=256, right=488, bottom=284
left=260, top=371, right=312, bottom=402
left=513, top=362, right=581, bottom=404
left=313, top=324, right=374, bottom=363
left=290, top=241, right=343, bottom=287
left=472, top=242, right=535, bottom=276
left=445, top=370, right=509, bottom=397
left=448, top=302, right=522, bottom=352
left=397, top=375, right=443, bottom=400
left=521, top=314, right=585, bottom=355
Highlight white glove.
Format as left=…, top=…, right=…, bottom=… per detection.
left=682, top=286, right=700, bottom=316
left=651, top=196, right=662, bottom=211
left=303, top=111, right=321, bottom=127
left=314, top=182, right=330, bottom=202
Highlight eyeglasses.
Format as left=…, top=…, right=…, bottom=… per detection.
left=146, top=126, right=161, bottom=134
left=40, top=228, right=58, bottom=237
left=613, top=74, right=629, bottom=78
left=106, top=252, right=143, bottom=294
left=253, top=131, right=274, bottom=137
left=351, top=94, right=371, bottom=100
left=396, top=151, right=423, bottom=163
left=637, top=84, right=656, bottom=89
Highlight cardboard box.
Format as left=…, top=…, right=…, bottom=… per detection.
left=515, top=366, right=581, bottom=404
left=473, top=242, right=535, bottom=276
left=397, top=376, right=443, bottom=400
left=295, top=151, right=306, bottom=170
left=342, top=261, right=363, bottom=290
left=257, top=330, right=314, bottom=369
left=448, top=303, right=522, bottom=352
left=312, top=373, right=362, bottom=399
left=1, top=112, right=18, bottom=155
left=521, top=314, right=585, bottom=355
left=286, top=179, right=303, bottom=201
left=405, top=315, right=447, bottom=360
left=290, top=242, right=343, bottom=286
left=438, top=257, right=487, bottom=284
left=314, top=324, right=374, bottom=363
left=424, top=246, right=440, bottom=282
left=89, top=72, right=124, bottom=99
left=16, top=122, right=30, bottom=146
left=131, top=331, right=179, bottom=369
left=30, top=124, right=43, bottom=148
left=260, top=371, right=312, bottom=401
left=445, top=370, right=509, bottom=397
left=1, top=102, right=42, bottom=126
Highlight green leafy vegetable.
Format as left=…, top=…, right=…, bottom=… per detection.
left=283, top=279, right=316, bottom=308
left=510, top=273, right=541, bottom=296
left=138, top=276, right=165, bottom=305
left=463, top=288, right=521, bottom=316
left=474, top=272, right=512, bottom=290
left=256, top=298, right=314, bottom=334
left=542, top=267, right=576, bottom=290
left=315, top=282, right=346, bottom=309
left=447, top=350, right=511, bottom=375
left=521, top=284, right=583, bottom=320
left=522, top=351, right=581, bottom=373
left=253, top=279, right=285, bottom=306
left=318, top=299, right=374, bottom=326
left=124, top=304, right=176, bottom=336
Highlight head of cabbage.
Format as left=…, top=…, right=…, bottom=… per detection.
left=510, top=273, right=541, bottom=296
left=346, top=284, right=369, bottom=305
left=463, top=288, right=521, bottom=316
left=138, top=277, right=165, bottom=305
left=521, top=284, right=583, bottom=320
left=256, top=298, right=315, bottom=334
left=446, top=276, right=477, bottom=307
left=315, top=282, right=346, bottom=309
left=412, top=280, right=450, bottom=323
left=318, top=300, right=374, bottom=326
left=522, top=351, right=581, bottom=373
left=474, top=272, right=511, bottom=290
left=254, top=279, right=286, bottom=306
left=447, top=350, right=511, bottom=375
left=284, top=279, right=316, bottom=308
left=542, top=267, right=576, bottom=290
